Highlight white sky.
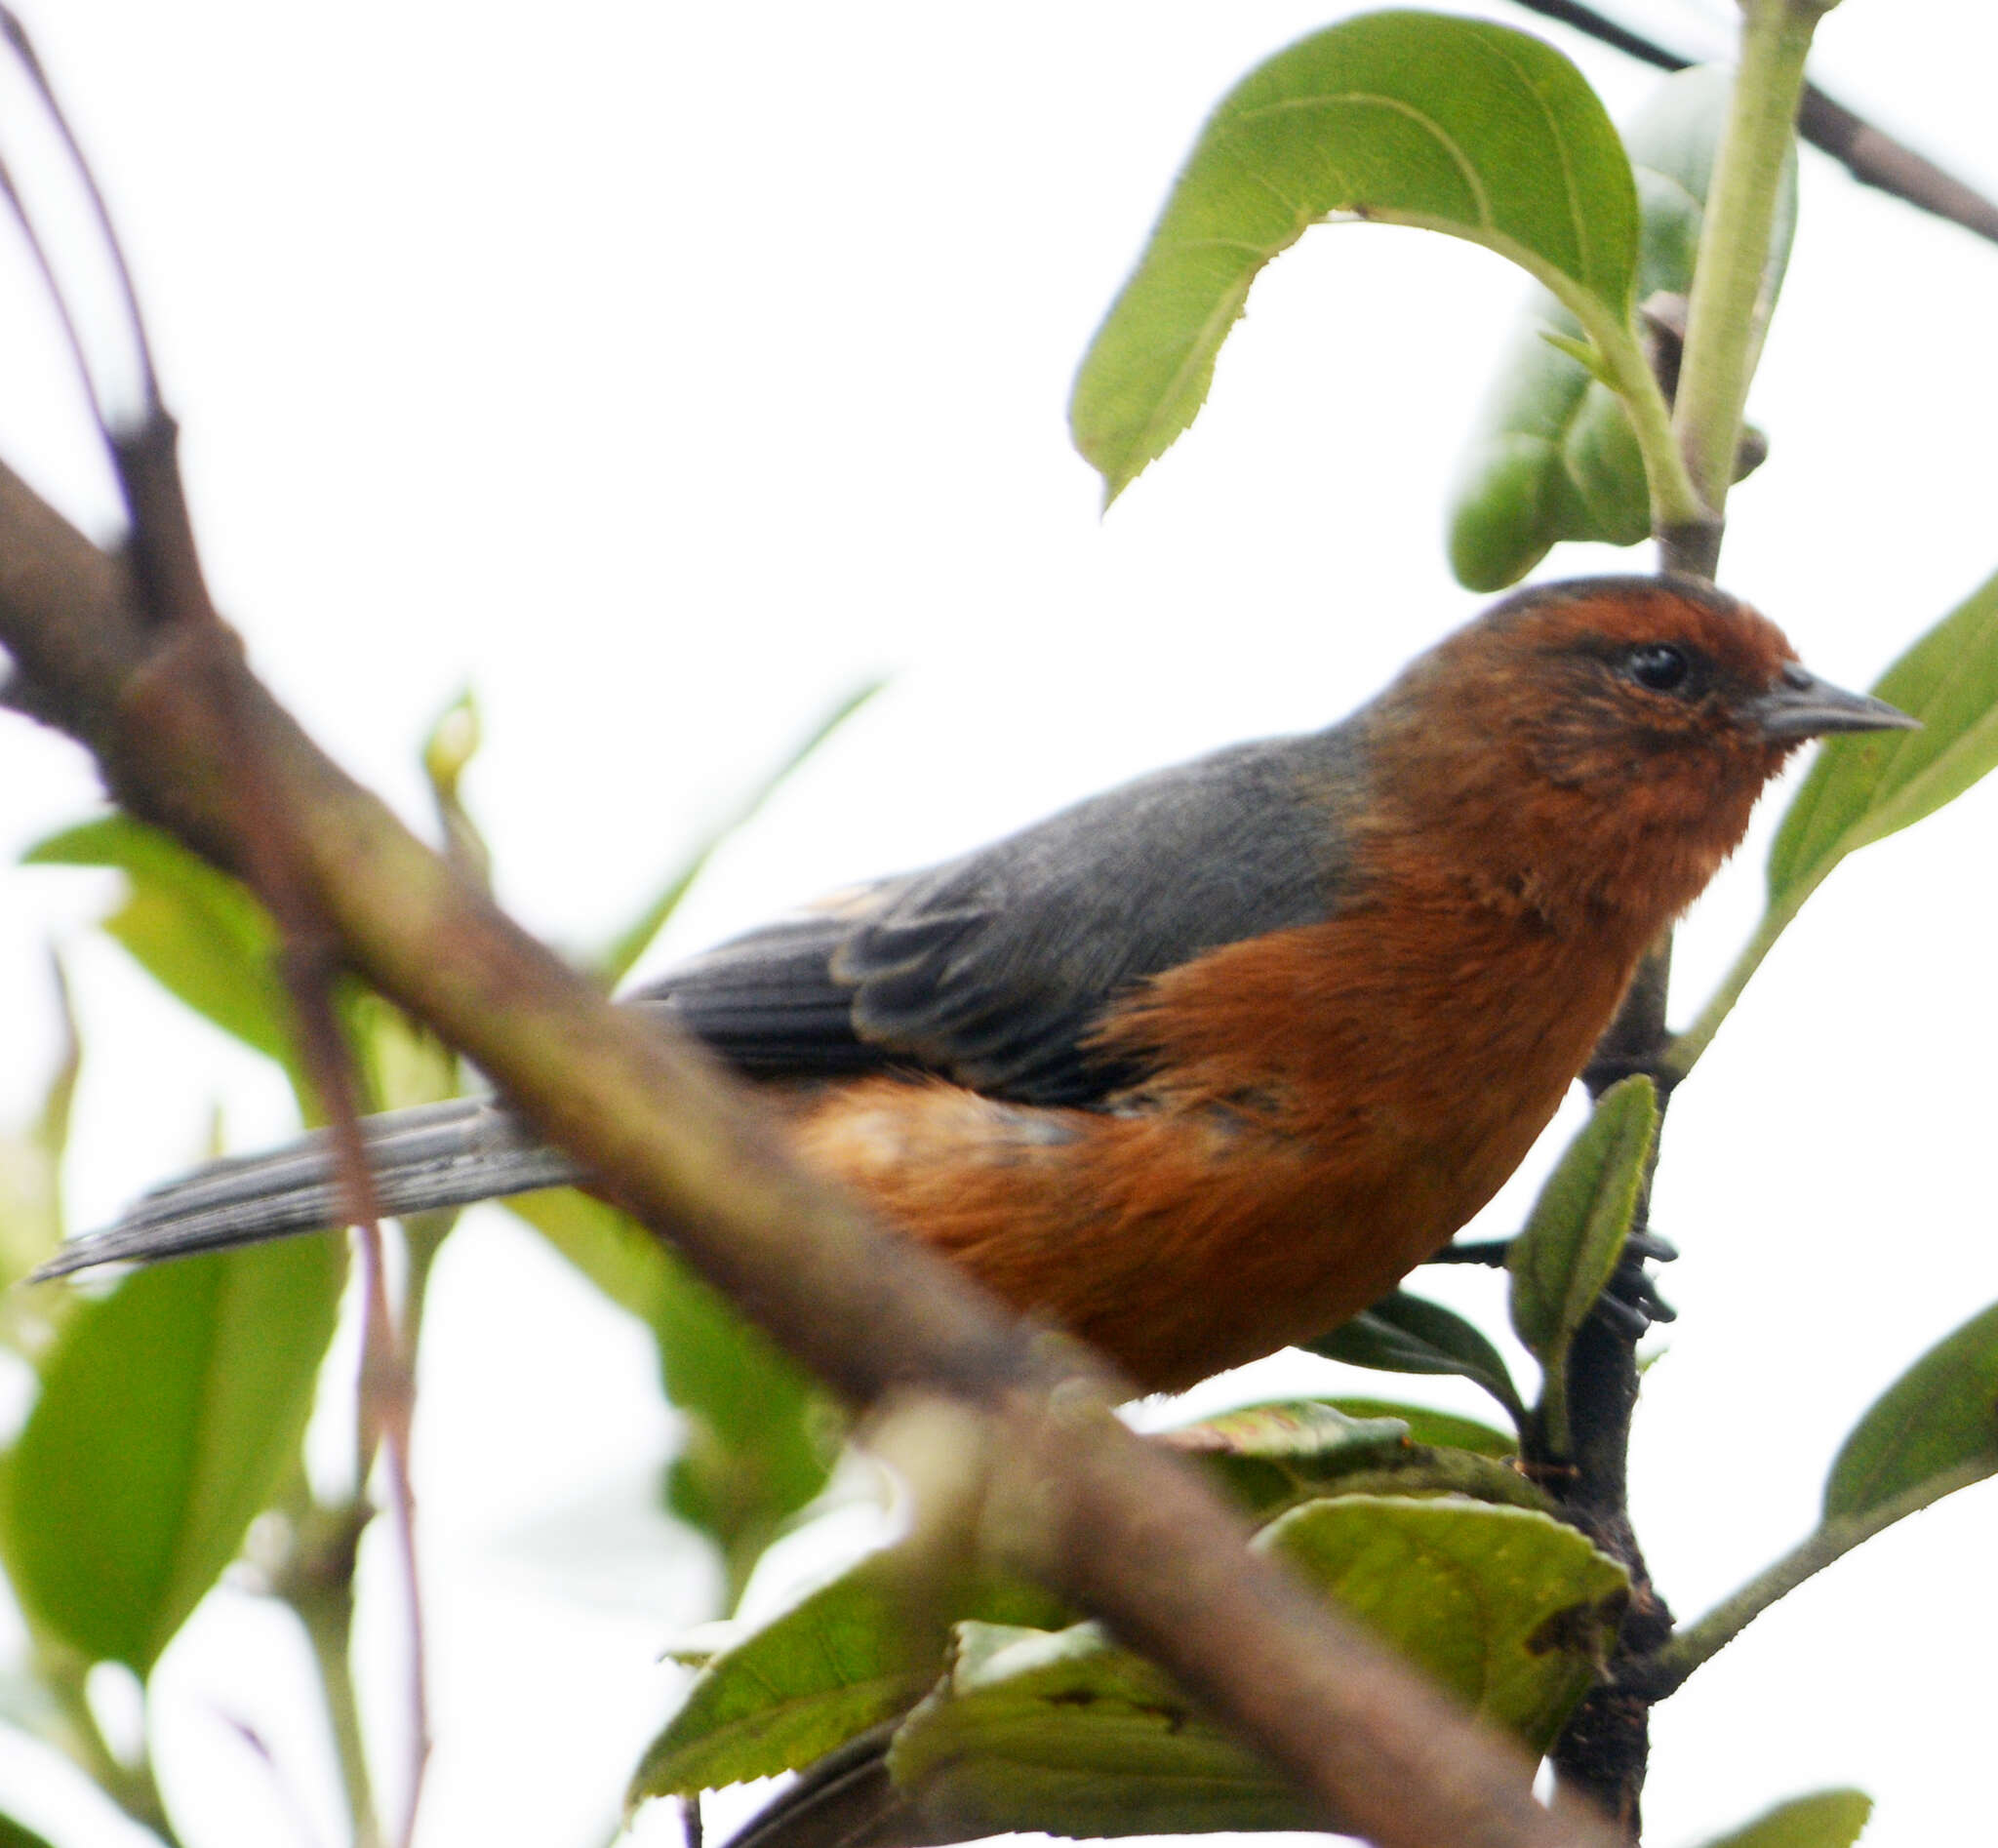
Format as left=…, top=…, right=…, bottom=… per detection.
left=2, top=4, right=1996, bottom=1847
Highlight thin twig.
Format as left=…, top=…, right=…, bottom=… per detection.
left=0, top=17, right=434, bottom=1833
left=1626, top=1458, right=1998, bottom=1700
left=1506, top=0, right=1998, bottom=249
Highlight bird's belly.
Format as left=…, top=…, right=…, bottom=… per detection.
left=792, top=909, right=1646, bottom=1392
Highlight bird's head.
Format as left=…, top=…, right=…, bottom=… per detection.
left=1364, top=576, right=1915, bottom=928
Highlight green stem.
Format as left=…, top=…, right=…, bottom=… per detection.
left=1662, top=868, right=1825, bottom=1080
left=1557, top=295, right=1708, bottom=536
left=279, top=1497, right=383, bottom=1848
left=42, top=1646, right=180, bottom=1844
left=1671, top=0, right=1829, bottom=522
left=1635, top=1456, right=1997, bottom=1697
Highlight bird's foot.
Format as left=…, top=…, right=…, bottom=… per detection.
left=1592, top=1230, right=1678, bottom=1339
left=1427, top=1231, right=1678, bottom=1335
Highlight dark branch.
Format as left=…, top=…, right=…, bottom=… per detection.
left=1508, top=0, right=1998, bottom=249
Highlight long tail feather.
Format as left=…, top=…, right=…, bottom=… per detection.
left=31, top=1097, right=582, bottom=1279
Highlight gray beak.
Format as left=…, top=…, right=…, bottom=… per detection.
left=1748, top=662, right=1919, bottom=743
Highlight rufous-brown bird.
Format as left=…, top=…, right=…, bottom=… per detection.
left=38, top=576, right=1910, bottom=1390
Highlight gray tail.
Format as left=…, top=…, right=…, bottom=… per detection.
left=32, top=1097, right=583, bottom=1280
left=717, top=1724, right=937, bottom=1848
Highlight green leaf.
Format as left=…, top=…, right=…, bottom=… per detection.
left=1823, top=1299, right=1998, bottom=1521
left=0, top=1237, right=346, bottom=1672
left=1308, top=1288, right=1525, bottom=1425
left=628, top=1551, right=1066, bottom=1801
left=1315, top=1396, right=1516, bottom=1457
left=1071, top=10, right=1639, bottom=502
left=421, top=687, right=493, bottom=889
left=1261, top=1496, right=1627, bottom=1749
left=1508, top=1076, right=1658, bottom=1450
left=0, top=960, right=81, bottom=1287
left=887, top=1499, right=1626, bottom=1837
left=595, top=680, right=883, bottom=987
left=1448, top=63, right=1797, bottom=588
left=26, top=816, right=294, bottom=1072
left=1678, top=564, right=1998, bottom=1074
left=0, top=1813, right=58, bottom=1848
left=1694, top=1788, right=1872, bottom=1848
left=1159, top=1398, right=1537, bottom=1522
left=888, top=1621, right=1310, bottom=1839
left=506, top=1189, right=839, bottom=1600
left=1769, top=564, right=1998, bottom=911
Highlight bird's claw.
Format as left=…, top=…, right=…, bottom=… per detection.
left=1593, top=1228, right=1677, bottom=1337
left=1427, top=1228, right=1677, bottom=1336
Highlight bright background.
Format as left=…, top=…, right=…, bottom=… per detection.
left=1, top=3, right=1995, bottom=1846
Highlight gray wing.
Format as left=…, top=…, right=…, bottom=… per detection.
left=633, top=726, right=1367, bottom=1106
left=36, top=725, right=1364, bottom=1280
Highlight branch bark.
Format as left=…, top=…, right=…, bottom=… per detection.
left=0, top=453, right=1622, bottom=1848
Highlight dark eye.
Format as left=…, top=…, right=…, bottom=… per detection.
left=1626, top=643, right=1690, bottom=692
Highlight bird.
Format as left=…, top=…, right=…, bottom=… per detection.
left=36, top=575, right=1911, bottom=1391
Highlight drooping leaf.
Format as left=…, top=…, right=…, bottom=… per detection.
left=1769, top=564, right=1998, bottom=914
left=1823, top=1299, right=1998, bottom=1521
left=0, top=1236, right=346, bottom=1672
left=1508, top=1076, right=1657, bottom=1449
left=0, top=1812, right=57, bottom=1848
left=1071, top=10, right=1639, bottom=502
left=1448, top=64, right=1796, bottom=588
left=27, top=815, right=294, bottom=1070
left=1309, top=1288, right=1525, bottom=1424
left=1159, top=1398, right=1537, bottom=1521
left=506, top=1189, right=839, bottom=1600
left=886, top=1498, right=1626, bottom=1837
left=629, top=1552, right=1066, bottom=1802
left=1694, top=1788, right=1872, bottom=1848
left=595, top=679, right=883, bottom=987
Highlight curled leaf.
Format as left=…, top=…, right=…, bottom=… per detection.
left=1072, top=10, right=1638, bottom=502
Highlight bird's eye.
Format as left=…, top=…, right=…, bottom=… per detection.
left=1627, top=644, right=1691, bottom=692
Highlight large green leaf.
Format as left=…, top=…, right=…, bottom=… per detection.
left=1696, top=1789, right=1872, bottom=1848
left=1677, top=564, right=1998, bottom=1073
left=1259, top=1497, right=1626, bottom=1749
left=1309, top=1288, right=1525, bottom=1425
left=1072, top=10, right=1639, bottom=502
left=506, top=1189, right=838, bottom=1601
left=629, top=1552, right=1065, bottom=1801
left=1, top=1236, right=346, bottom=1672
left=1823, top=1299, right=1998, bottom=1521
left=1769, top=564, right=1998, bottom=907
left=27, top=816, right=293, bottom=1068
left=887, top=1498, right=1626, bottom=1838
left=1508, top=1076, right=1657, bottom=1450
left=1448, top=63, right=1796, bottom=588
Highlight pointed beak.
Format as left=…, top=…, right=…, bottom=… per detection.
left=1747, top=662, right=1919, bottom=743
